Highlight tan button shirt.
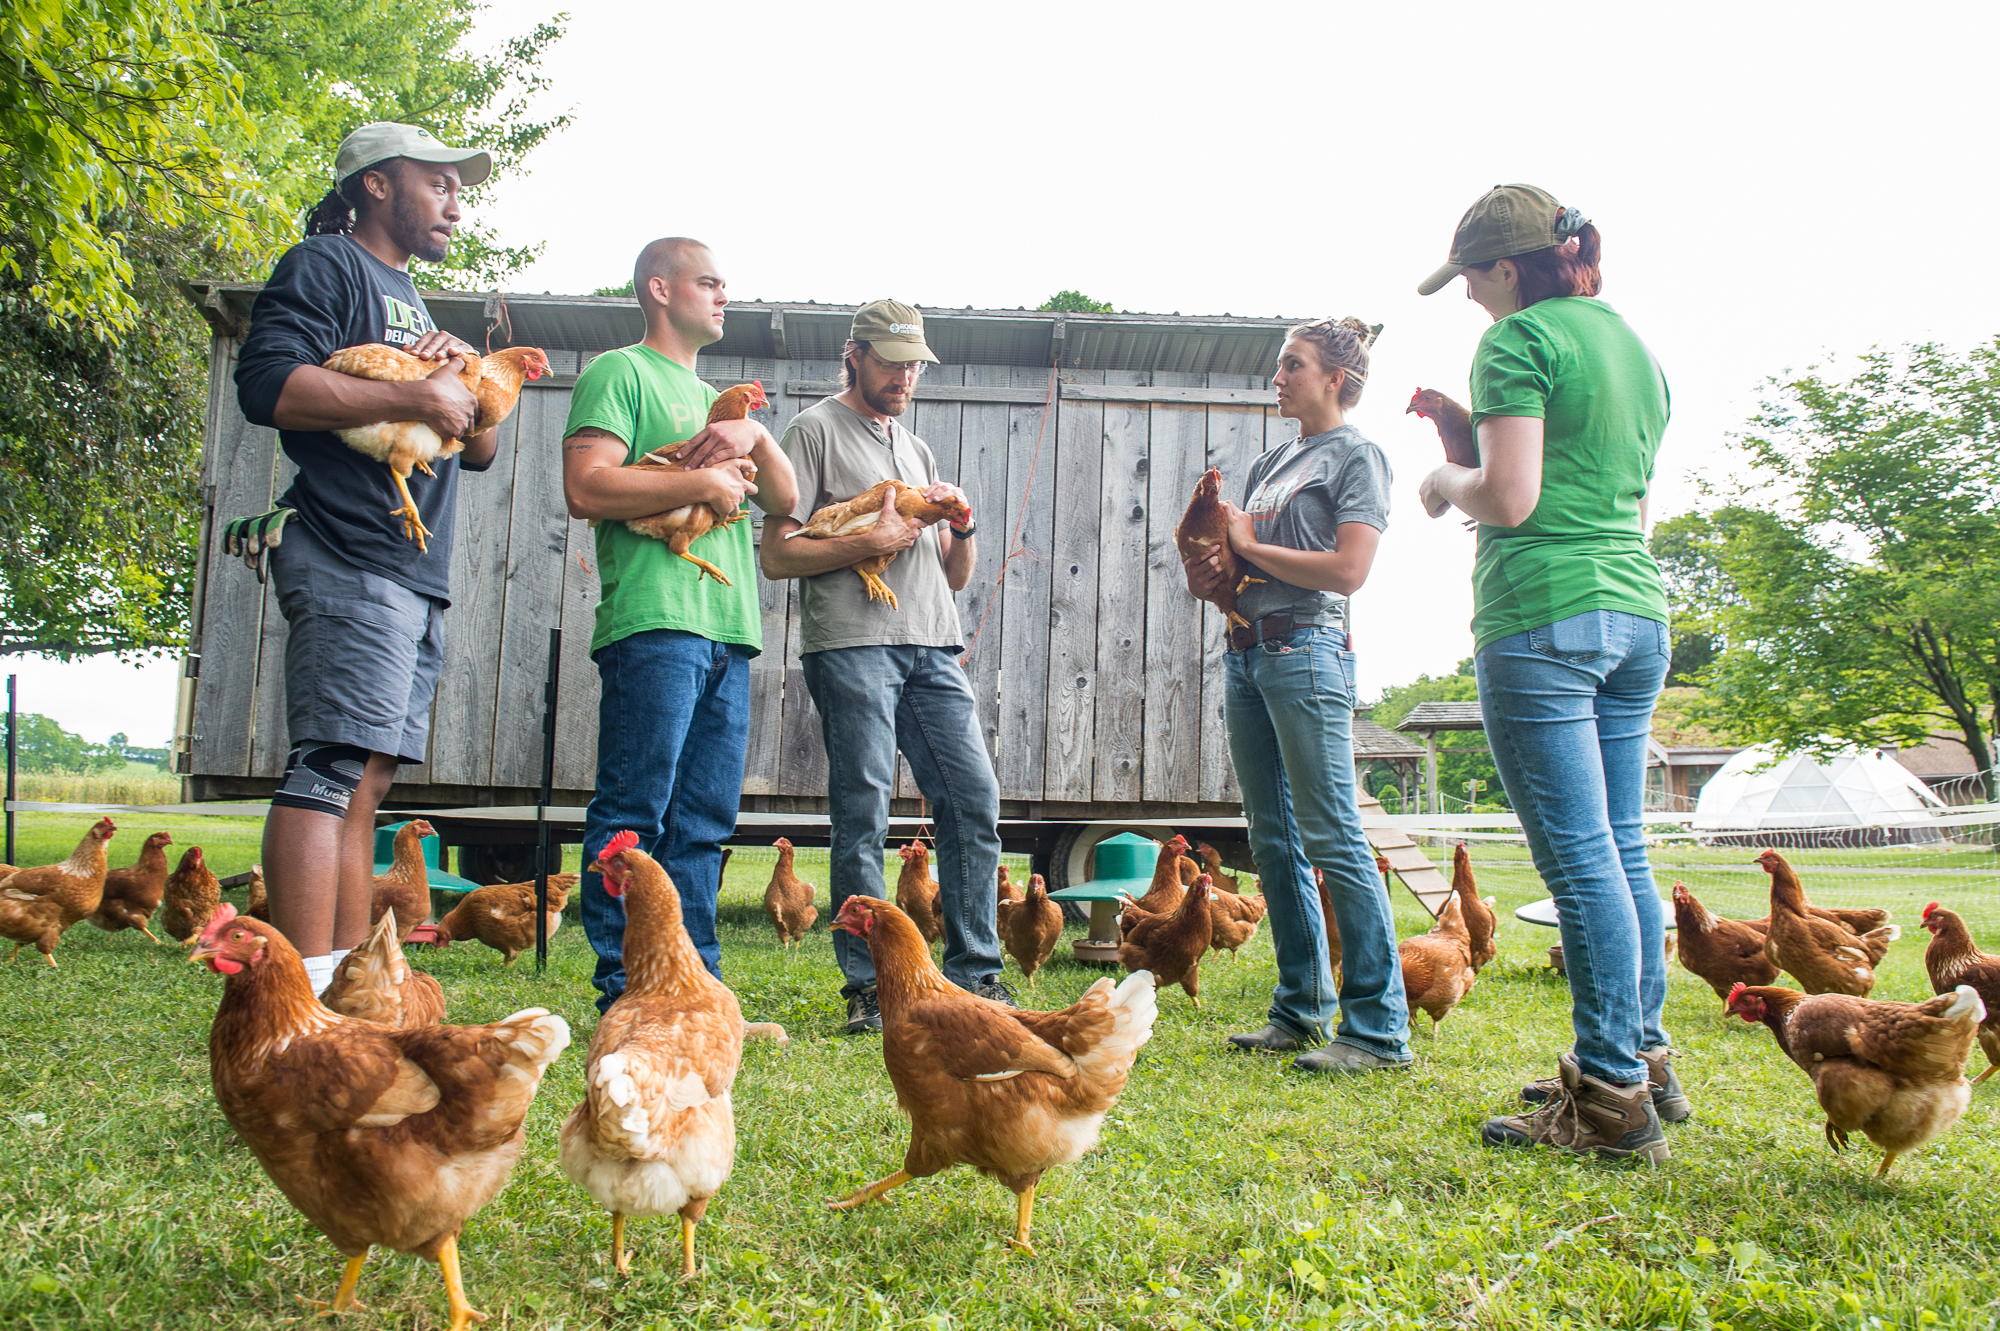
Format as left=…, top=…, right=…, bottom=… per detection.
left=780, top=395, right=964, bottom=654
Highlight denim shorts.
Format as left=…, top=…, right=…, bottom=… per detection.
left=268, top=519, right=445, bottom=763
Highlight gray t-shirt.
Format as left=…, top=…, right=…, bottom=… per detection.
left=780, top=396, right=964, bottom=654
left=1235, top=425, right=1392, bottom=627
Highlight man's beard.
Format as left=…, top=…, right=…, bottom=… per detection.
left=392, top=191, right=451, bottom=263
left=860, top=380, right=910, bottom=417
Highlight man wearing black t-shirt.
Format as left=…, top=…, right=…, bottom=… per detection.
left=234, top=122, right=494, bottom=995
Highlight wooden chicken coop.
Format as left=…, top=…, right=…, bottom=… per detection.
left=176, top=286, right=1311, bottom=875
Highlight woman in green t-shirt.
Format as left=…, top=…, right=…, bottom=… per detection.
left=1414, top=185, right=1682, bottom=1164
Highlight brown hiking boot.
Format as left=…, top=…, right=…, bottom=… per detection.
left=1484, top=1053, right=1670, bottom=1162
left=1521, top=1044, right=1691, bottom=1123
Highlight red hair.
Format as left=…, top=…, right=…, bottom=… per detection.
left=1471, top=225, right=1603, bottom=307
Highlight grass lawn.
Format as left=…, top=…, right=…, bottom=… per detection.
left=4, top=813, right=2000, bottom=1329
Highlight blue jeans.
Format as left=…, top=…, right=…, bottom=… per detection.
left=1477, top=609, right=1671, bottom=1084
left=580, top=629, right=750, bottom=1012
left=1225, top=627, right=1412, bottom=1061
left=801, top=644, right=1003, bottom=997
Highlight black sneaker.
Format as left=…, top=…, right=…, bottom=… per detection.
left=1228, top=1023, right=1309, bottom=1054
left=844, top=989, right=882, bottom=1035
left=968, top=977, right=1020, bottom=1008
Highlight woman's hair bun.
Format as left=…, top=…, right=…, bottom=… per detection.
left=1334, top=316, right=1383, bottom=349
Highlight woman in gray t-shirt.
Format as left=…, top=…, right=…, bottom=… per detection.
left=1182, top=317, right=1414, bottom=1072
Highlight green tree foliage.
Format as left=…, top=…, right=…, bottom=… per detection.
left=1671, top=341, right=2000, bottom=795
left=1366, top=659, right=1509, bottom=810
left=0, top=0, right=568, bottom=659
left=1038, top=290, right=1114, bottom=314
left=10, top=713, right=126, bottom=774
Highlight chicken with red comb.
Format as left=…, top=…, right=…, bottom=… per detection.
left=1918, top=900, right=2000, bottom=1084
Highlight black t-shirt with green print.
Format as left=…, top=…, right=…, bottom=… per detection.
left=235, top=235, right=489, bottom=602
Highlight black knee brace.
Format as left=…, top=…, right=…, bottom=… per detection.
left=271, top=741, right=371, bottom=817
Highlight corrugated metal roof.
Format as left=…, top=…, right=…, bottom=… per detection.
left=182, top=283, right=1300, bottom=375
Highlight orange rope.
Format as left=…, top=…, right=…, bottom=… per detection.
left=961, top=363, right=1059, bottom=662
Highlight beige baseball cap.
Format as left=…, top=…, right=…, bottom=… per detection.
left=850, top=299, right=939, bottom=363
left=1417, top=184, right=1587, bottom=296
left=334, top=122, right=491, bottom=188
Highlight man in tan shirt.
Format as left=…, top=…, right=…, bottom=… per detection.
left=760, top=300, right=1004, bottom=1034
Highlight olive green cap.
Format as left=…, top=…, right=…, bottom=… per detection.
left=1417, top=184, right=1587, bottom=296
left=334, top=121, right=491, bottom=188
left=850, top=299, right=939, bottom=363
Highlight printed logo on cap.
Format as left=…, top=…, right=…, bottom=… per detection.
left=889, top=323, right=921, bottom=335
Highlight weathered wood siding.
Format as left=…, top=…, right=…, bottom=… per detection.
left=189, top=342, right=1290, bottom=811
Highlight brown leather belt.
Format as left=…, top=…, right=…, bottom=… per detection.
left=1228, top=613, right=1304, bottom=652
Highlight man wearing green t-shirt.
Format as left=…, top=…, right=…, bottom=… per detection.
left=560, top=237, right=798, bottom=1011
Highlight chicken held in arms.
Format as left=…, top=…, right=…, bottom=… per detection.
left=763, top=838, right=817, bottom=950
left=1174, top=468, right=1265, bottom=630
left=619, top=381, right=769, bottom=586
left=1919, top=903, right=2000, bottom=1085
left=193, top=904, right=570, bottom=1329
left=1727, top=980, right=1985, bottom=1178
left=827, top=895, right=1157, bottom=1254
left=1406, top=389, right=1479, bottom=469
left=1760, top=850, right=1899, bottom=996
left=158, top=843, right=221, bottom=945
left=320, top=910, right=446, bottom=1028
left=0, top=817, right=115, bottom=965
left=91, top=829, right=172, bottom=943
left=562, top=833, right=768, bottom=1277
left=434, top=874, right=576, bottom=965
left=786, top=479, right=971, bottom=609
left=321, top=344, right=550, bottom=550
left=999, top=873, right=1064, bottom=988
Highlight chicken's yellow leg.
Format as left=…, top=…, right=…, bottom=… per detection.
left=308, top=1251, right=368, bottom=1316
left=857, top=570, right=900, bottom=609
left=42, top=950, right=55, bottom=969
left=680, top=1214, right=698, bottom=1279
left=436, top=1235, right=488, bottom=1329
left=826, top=1168, right=912, bottom=1211
left=1973, top=1064, right=1997, bottom=1086
left=674, top=550, right=734, bottom=586
left=611, top=1212, right=629, bottom=1275
left=389, top=472, right=433, bottom=552
left=1874, top=1151, right=1898, bottom=1180
left=1008, top=1183, right=1038, bottom=1255
left=138, top=921, right=163, bottom=945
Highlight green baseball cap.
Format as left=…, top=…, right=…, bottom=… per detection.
left=334, top=121, right=492, bottom=188
left=850, top=299, right=939, bottom=363
left=1417, top=184, right=1586, bottom=296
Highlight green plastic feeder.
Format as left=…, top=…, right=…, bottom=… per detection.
left=373, top=821, right=484, bottom=897
left=1048, top=832, right=1166, bottom=964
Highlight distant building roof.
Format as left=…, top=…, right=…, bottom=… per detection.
left=1396, top=702, right=1487, bottom=733
left=1353, top=710, right=1425, bottom=762
left=1891, top=735, right=1981, bottom=778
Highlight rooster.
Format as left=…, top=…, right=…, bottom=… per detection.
left=0, top=817, right=115, bottom=965
left=827, top=894, right=1157, bottom=1254
left=620, top=381, right=769, bottom=585
left=561, top=832, right=765, bottom=1278
left=1759, top=850, right=1899, bottom=995
left=763, top=838, right=817, bottom=950
left=999, top=873, right=1064, bottom=988
left=1919, top=903, right=2000, bottom=1084
left=321, top=344, right=550, bottom=550
left=1727, top=981, right=1985, bottom=1178
left=158, top=844, right=221, bottom=945
left=320, top=911, right=446, bottom=1028
left=894, top=841, right=943, bottom=946
left=1406, top=389, right=1479, bottom=469
left=90, top=829, right=172, bottom=943
left=193, top=904, right=570, bottom=1328
left=1174, top=468, right=1264, bottom=630
left=786, top=479, right=971, bottom=609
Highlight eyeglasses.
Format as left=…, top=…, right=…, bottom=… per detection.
left=865, top=349, right=928, bottom=380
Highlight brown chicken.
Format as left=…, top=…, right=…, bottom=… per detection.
left=1317, top=867, right=1344, bottom=989
left=787, top=478, right=972, bottom=608
left=1205, top=857, right=1267, bottom=960
left=894, top=841, right=943, bottom=946
left=246, top=863, right=270, bottom=921
left=0, top=817, right=116, bottom=965
left=1450, top=844, right=1500, bottom=973
left=1119, top=835, right=1190, bottom=935
left=561, top=832, right=760, bottom=1278
left=1727, top=980, right=1984, bottom=1178
left=999, top=873, right=1064, bottom=988
left=1194, top=842, right=1245, bottom=895
left=763, top=838, right=817, bottom=950
left=1760, top=850, right=1899, bottom=996
left=1174, top=467, right=1266, bottom=631
left=1919, top=903, right=2000, bottom=1085
left=1399, top=893, right=1476, bottom=1037
left=1672, top=881, right=1779, bottom=1000
left=997, top=865, right=1022, bottom=906
left=90, top=829, right=172, bottom=943
left=1406, top=389, right=1480, bottom=469
left=321, top=911, right=446, bottom=1028
left=371, top=821, right=435, bottom=942
left=322, top=344, right=550, bottom=550
left=158, top=844, right=222, bottom=945
left=192, top=904, right=570, bottom=1328
left=1119, top=874, right=1213, bottom=1006
left=621, top=381, right=769, bottom=585
left=826, top=894, right=1157, bottom=1253
left=434, top=874, right=576, bottom=965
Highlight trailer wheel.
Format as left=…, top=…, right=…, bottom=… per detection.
left=1046, top=822, right=1160, bottom=924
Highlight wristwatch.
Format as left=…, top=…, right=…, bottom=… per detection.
left=949, top=521, right=976, bottom=539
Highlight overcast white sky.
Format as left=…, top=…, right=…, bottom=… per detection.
left=16, top=0, right=1998, bottom=748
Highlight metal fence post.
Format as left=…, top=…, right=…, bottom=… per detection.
left=534, top=629, right=561, bottom=974
left=5, top=675, right=15, bottom=865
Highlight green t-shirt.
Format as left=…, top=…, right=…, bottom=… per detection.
left=563, top=345, right=761, bottom=655
left=1467, top=297, right=1671, bottom=651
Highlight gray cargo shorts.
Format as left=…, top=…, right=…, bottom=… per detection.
left=268, top=518, right=444, bottom=764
